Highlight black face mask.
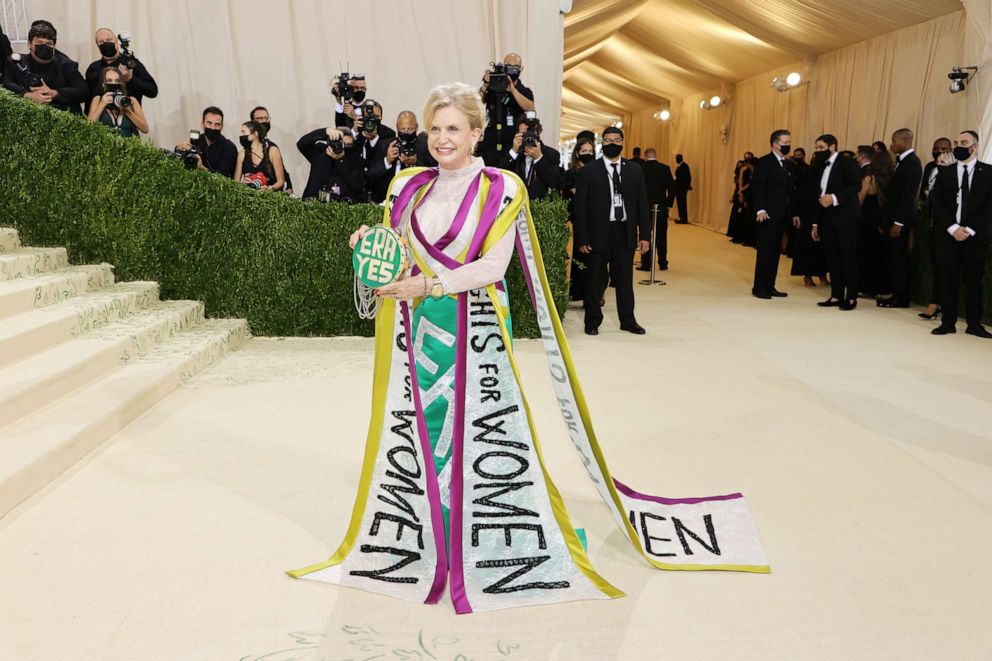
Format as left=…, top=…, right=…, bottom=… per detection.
left=932, top=151, right=941, bottom=160
left=778, top=144, right=791, bottom=156
left=506, top=66, right=521, bottom=81
left=813, top=150, right=830, bottom=164
left=239, top=135, right=252, bottom=149
left=34, top=44, right=55, bottom=61
left=98, top=42, right=118, bottom=58
left=203, top=128, right=222, bottom=142
left=953, top=146, right=973, bottom=161
left=256, top=121, right=271, bottom=133
left=602, top=143, right=623, bottom=159
left=104, top=83, right=122, bottom=94
left=352, top=90, right=366, bottom=103
left=578, top=153, right=595, bottom=165
left=397, top=132, right=417, bottom=142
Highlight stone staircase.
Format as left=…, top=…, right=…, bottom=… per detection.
left=0, top=228, right=250, bottom=517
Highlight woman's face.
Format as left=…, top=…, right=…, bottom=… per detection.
left=428, top=104, right=481, bottom=169
left=103, top=71, right=121, bottom=88
left=240, top=125, right=256, bottom=142
left=578, top=143, right=594, bottom=157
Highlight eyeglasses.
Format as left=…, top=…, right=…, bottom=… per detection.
left=602, top=138, right=623, bottom=145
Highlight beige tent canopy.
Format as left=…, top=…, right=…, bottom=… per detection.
left=563, top=0, right=990, bottom=232
left=562, top=0, right=963, bottom=139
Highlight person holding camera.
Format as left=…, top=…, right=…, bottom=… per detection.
left=174, top=106, right=238, bottom=178
left=85, top=67, right=148, bottom=138
left=234, top=120, right=286, bottom=192
left=478, top=52, right=535, bottom=166
left=297, top=126, right=366, bottom=202
left=332, top=73, right=368, bottom=129
left=3, top=20, right=88, bottom=114
left=85, top=29, right=158, bottom=108
left=365, top=110, right=424, bottom=204
left=498, top=117, right=560, bottom=200
left=250, top=106, right=294, bottom=194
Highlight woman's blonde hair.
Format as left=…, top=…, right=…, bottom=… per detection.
left=422, top=82, right=485, bottom=131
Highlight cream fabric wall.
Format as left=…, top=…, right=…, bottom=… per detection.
left=25, top=0, right=563, bottom=190
left=964, top=0, right=992, bottom=157
left=630, top=11, right=969, bottom=233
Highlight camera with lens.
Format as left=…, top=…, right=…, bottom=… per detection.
left=117, top=32, right=138, bottom=70
left=334, top=71, right=353, bottom=103
left=106, top=83, right=132, bottom=109
left=487, top=61, right=509, bottom=95
left=360, top=100, right=378, bottom=134
left=327, top=139, right=346, bottom=155
left=11, top=54, right=43, bottom=89
left=174, top=129, right=203, bottom=169
left=396, top=134, right=418, bottom=158
left=523, top=131, right=540, bottom=149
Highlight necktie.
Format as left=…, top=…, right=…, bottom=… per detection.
left=961, top=165, right=970, bottom=222
left=612, top=164, right=623, bottom=221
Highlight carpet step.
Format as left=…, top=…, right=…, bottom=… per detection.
left=0, top=263, right=115, bottom=321
left=0, top=319, right=251, bottom=518
left=0, top=300, right=204, bottom=430
left=0, top=281, right=159, bottom=369
left=0, top=247, right=69, bottom=282
left=0, top=228, right=20, bottom=252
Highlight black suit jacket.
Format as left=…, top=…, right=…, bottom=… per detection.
left=751, top=152, right=794, bottom=222
left=883, top=151, right=923, bottom=228
left=573, top=158, right=651, bottom=252
left=810, top=154, right=863, bottom=228
left=497, top=144, right=561, bottom=200
left=932, top=161, right=992, bottom=244
left=675, top=161, right=692, bottom=191
left=85, top=56, right=158, bottom=104
left=3, top=51, right=89, bottom=114
left=641, top=160, right=675, bottom=209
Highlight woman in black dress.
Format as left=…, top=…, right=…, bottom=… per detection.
left=856, top=150, right=892, bottom=297
left=563, top=138, right=596, bottom=302
left=726, top=159, right=746, bottom=242
left=790, top=157, right=828, bottom=285
left=234, top=121, right=286, bottom=191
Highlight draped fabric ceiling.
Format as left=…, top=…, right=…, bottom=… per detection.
left=562, top=0, right=965, bottom=139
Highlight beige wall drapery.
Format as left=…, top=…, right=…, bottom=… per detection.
left=624, top=11, right=970, bottom=232
left=26, top=0, right=564, bottom=189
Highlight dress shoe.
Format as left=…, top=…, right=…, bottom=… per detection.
left=876, top=298, right=910, bottom=308
left=770, top=289, right=788, bottom=298
left=966, top=326, right=992, bottom=339
left=585, top=327, right=599, bottom=336
left=838, top=299, right=857, bottom=311
left=918, top=307, right=941, bottom=320
left=752, top=289, right=772, bottom=300
left=675, top=220, right=688, bottom=225
left=636, top=265, right=651, bottom=272
left=658, top=264, right=669, bottom=271
left=931, top=324, right=956, bottom=335
left=817, top=298, right=842, bottom=307
left=619, top=323, right=647, bottom=335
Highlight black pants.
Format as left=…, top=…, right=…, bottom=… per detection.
left=639, top=206, right=669, bottom=269
left=584, top=222, right=636, bottom=330
left=926, top=224, right=942, bottom=307
left=753, top=217, right=784, bottom=293
left=675, top=189, right=689, bottom=223
left=883, top=229, right=910, bottom=302
left=822, top=222, right=859, bottom=301
left=937, top=237, right=988, bottom=327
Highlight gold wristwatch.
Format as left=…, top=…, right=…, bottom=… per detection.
left=430, top=275, right=445, bottom=299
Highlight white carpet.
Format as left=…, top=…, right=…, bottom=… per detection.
left=1, top=224, right=990, bottom=660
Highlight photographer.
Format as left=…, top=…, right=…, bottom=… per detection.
left=235, top=121, right=286, bottom=191
left=478, top=52, right=535, bottom=165
left=86, top=67, right=149, bottom=138
left=174, top=106, right=238, bottom=178
left=85, top=28, right=158, bottom=107
left=331, top=73, right=368, bottom=129
left=365, top=111, right=425, bottom=204
left=297, top=126, right=366, bottom=202
left=250, top=106, right=294, bottom=194
left=498, top=118, right=560, bottom=200
left=3, top=20, right=88, bottom=114
left=1, top=24, right=11, bottom=76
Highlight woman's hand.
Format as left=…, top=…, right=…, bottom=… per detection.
left=375, top=274, right=429, bottom=302
left=100, top=92, right=114, bottom=108
left=349, top=225, right=370, bottom=249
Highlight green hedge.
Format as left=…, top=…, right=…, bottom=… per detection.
left=0, top=91, right=569, bottom=337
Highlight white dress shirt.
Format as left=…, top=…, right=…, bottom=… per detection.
left=948, top=159, right=978, bottom=238
left=812, top=152, right=839, bottom=226
left=603, top=156, right=627, bottom=222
